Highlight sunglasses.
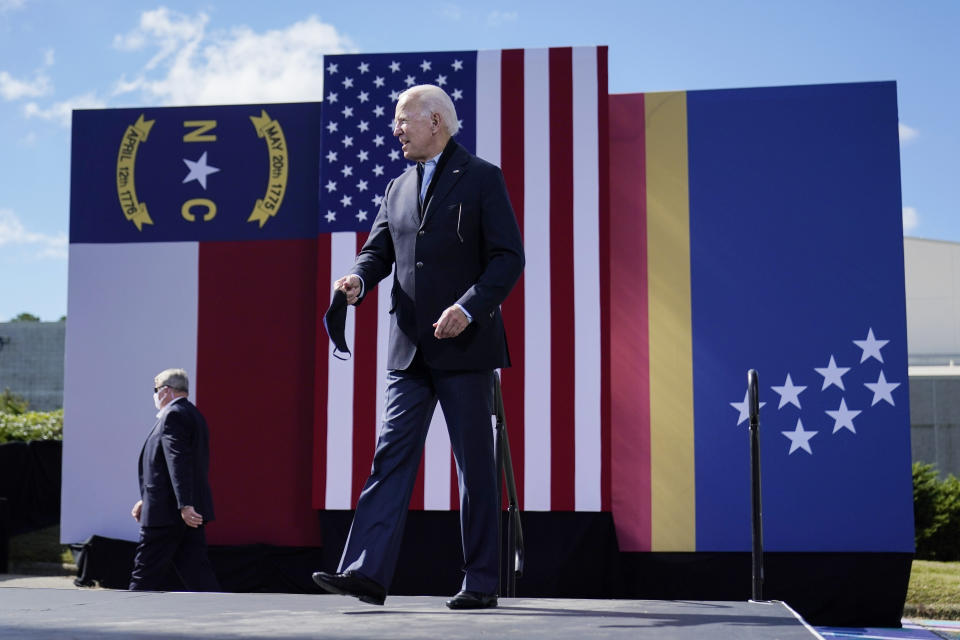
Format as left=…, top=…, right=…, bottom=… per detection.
left=153, top=385, right=167, bottom=393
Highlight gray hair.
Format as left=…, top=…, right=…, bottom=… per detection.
left=399, top=84, right=460, bottom=136
left=155, top=368, right=189, bottom=393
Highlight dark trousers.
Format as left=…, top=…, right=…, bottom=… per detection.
left=339, top=353, right=499, bottom=594
left=129, top=521, right=220, bottom=591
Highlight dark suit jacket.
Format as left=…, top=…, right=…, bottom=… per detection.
left=353, top=139, right=525, bottom=371
left=138, top=398, right=215, bottom=527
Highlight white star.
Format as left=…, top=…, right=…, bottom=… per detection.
left=373, top=76, right=385, bottom=88
left=372, top=164, right=384, bottom=176
left=324, top=180, right=337, bottom=193
left=865, top=371, right=900, bottom=406
left=357, top=210, right=368, bottom=222
left=389, top=61, right=401, bottom=73
left=373, top=105, right=385, bottom=117
left=342, top=136, right=353, bottom=148
left=326, top=63, right=338, bottom=74
left=388, top=149, right=400, bottom=161
left=341, top=165, right=353, bottom=177
left=181, top=151, right=220, bottom=190
left=389, top=89, right=400, bottom=102
left=373, top=135, right=385, bottom=147
left=358, top=62, right=369, bottom=74
left=325, top=210, right=336, bottom=223
left=325, top=150, right=338, bottom=163
left=451, top=88, right=463, bottom=101
left=340, top=194, right=352, bottom=207
left=373, top=194, right=383, bottom=206
left=357, top=180, right=368, bottom=192
left=826, top=398, right=862, bottom=434
left=357, top=120, right=369, bottom=132
left=357, top=150, right=369, bottom=162
left=435, top=74, right=447, bottom=86
left=326, top=92, right=338, bottom=104
left=342, top=77, right=354, bottom=89
left=420, top=59, right=432, bottom=72
left=782, top=419, right=818, bottom=455
left=326, top=121, right=338, bottom=133
left=404, top=75, right=417, bottom=87
left=814, top=355, right=850, bottom=391
left=358, top=91, right=369, bottom=103
left=341, top=106, right=354, bottom=118
left=771, top=374, right=806, bottom=410
left=853, top=328, right=889, bottom=363
left=730, top=389, right=766, bottom=426
left=452, top=59, right=463, bottom=71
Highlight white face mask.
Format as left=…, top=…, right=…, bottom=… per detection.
left=153, top=391, right=161, bottom=410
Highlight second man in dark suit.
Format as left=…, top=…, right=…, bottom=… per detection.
left=313, top=84, right=524, bottom=609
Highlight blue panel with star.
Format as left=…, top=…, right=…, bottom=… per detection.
left=70, top=101, right=321, bottom=243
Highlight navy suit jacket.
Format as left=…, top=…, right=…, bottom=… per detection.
left=137, top=398, right=215, bottom=527
left=353, top=139, right=525, bottom=371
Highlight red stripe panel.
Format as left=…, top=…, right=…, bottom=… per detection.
left=597, top=46, right=612, bottom=512
left=313, top=234, right=331, bottom=509
left=499, top=48, right=526, bottom=510
left=197, top=238, right=323, bottom=546
left=351, top=232, right=378, bottom=507
left=409, top=450, right=425, bottom=511
left=549, top=48, right=576, bottom=511
left=609, top=93, right=652, bottom=551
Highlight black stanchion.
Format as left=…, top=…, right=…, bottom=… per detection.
left=493, top=372, right=524, bottom=597
left=747, top=369, right=767, bottom=603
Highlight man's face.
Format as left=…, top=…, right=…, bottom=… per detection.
left=393, top=96, right=436, bottom=162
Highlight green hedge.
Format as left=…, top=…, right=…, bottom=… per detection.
left=0, top=409, right=63, bottom=443
left=914, top=462, right=960, bottom=561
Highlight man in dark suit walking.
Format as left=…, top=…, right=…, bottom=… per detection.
left=314, top=84, right=524, bottom=610
left=129, top=368, right=219, bottom=591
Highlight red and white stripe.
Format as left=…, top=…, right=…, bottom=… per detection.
left=315, top=46, right=610, bottom=512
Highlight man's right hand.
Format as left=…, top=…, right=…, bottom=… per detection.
left=131, top=499, right=142, bottom=522
left=334, top=274, right=362, bottom=305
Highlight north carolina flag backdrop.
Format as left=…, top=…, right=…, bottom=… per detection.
left=609, top=81, right=914, bottom=553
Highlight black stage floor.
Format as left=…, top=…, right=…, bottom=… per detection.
left=0, top=587, right=823, bottom=639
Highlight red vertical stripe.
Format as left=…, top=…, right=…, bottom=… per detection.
left=499, top=48, right=526, bottom=510
left=197, top=239, right=323, bottom=546
left=597, top=46, right=612, bottom=512
left=351, top=232, right=379, bottom=506
left=549, top=48, right=576, bottom=511
left=313, top=235, right=331, bottom=509
left=609, top=93, right=651, bottom=550
left=409, top=451, right=426, bottom=510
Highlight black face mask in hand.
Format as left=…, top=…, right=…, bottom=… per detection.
left=323, top=289, right=351, bottom=360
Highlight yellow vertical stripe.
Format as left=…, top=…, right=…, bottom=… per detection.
left=646, top=92, right=696, bottom=551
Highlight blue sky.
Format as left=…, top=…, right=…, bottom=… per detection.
left=0, top=0, right=956, bottom=321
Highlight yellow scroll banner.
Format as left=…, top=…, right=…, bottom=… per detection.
left=248, top=110, right=288, bottom=228
left=116, top=114, right=156, bottom=231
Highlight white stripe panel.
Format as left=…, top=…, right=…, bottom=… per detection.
left=523, top=48, right=552, bottom=511
left=424, top=400, right=452, bottom=510
left=326, top=232, right=359, bottom=509
left=61, top=242, right=198, bottom=543
left=375, top=267, right=392, bottom=452
left=475, top=49, right=501, bottom=167
left=572, top=47, right=602, bottom=511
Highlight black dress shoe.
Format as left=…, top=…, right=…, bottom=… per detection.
left=312, top=570, right=386, bottom=605
left=445, top=590, right=498, bottom=610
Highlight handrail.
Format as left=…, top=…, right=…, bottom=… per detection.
left=747, top=369, right=766, bottom=603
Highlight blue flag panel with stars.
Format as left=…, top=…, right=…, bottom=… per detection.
left=319, top=51, right=477, bottom=232
left=687, top=81, right=913, bottom=552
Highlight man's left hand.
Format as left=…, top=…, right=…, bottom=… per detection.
left=433, top=305, right=468, bottom=339
left=180, top=505, right=204, bottom=528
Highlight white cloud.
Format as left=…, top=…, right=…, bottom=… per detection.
left=0, top=0, right=27, bottom=13
left=487, top=10, right=518, bottom=26
left=23, top=92, right=106, bottom=127
left=902, top=206, right=918, bottom=233
left=111, top=10, right=357, bottom=106
left=0, top=70, right=51, bottom=100
left=442, top=4, right=463, bottom=20
left=899, top=122, right=918, bottom=144
left=0, top=209, right=67, bottom=260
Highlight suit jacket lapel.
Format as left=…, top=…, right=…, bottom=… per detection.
left=420, top=146, right=469, bottom=229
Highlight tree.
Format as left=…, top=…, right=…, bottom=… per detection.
left=10, top=312, right=40, bottom=322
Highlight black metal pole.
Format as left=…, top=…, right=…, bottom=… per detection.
left=494, top=372, right=524, bottom=597
left=748, top=369, right=764, bottom=602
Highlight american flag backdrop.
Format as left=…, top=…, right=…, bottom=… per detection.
left=312, top=47, right=611, bottom=513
